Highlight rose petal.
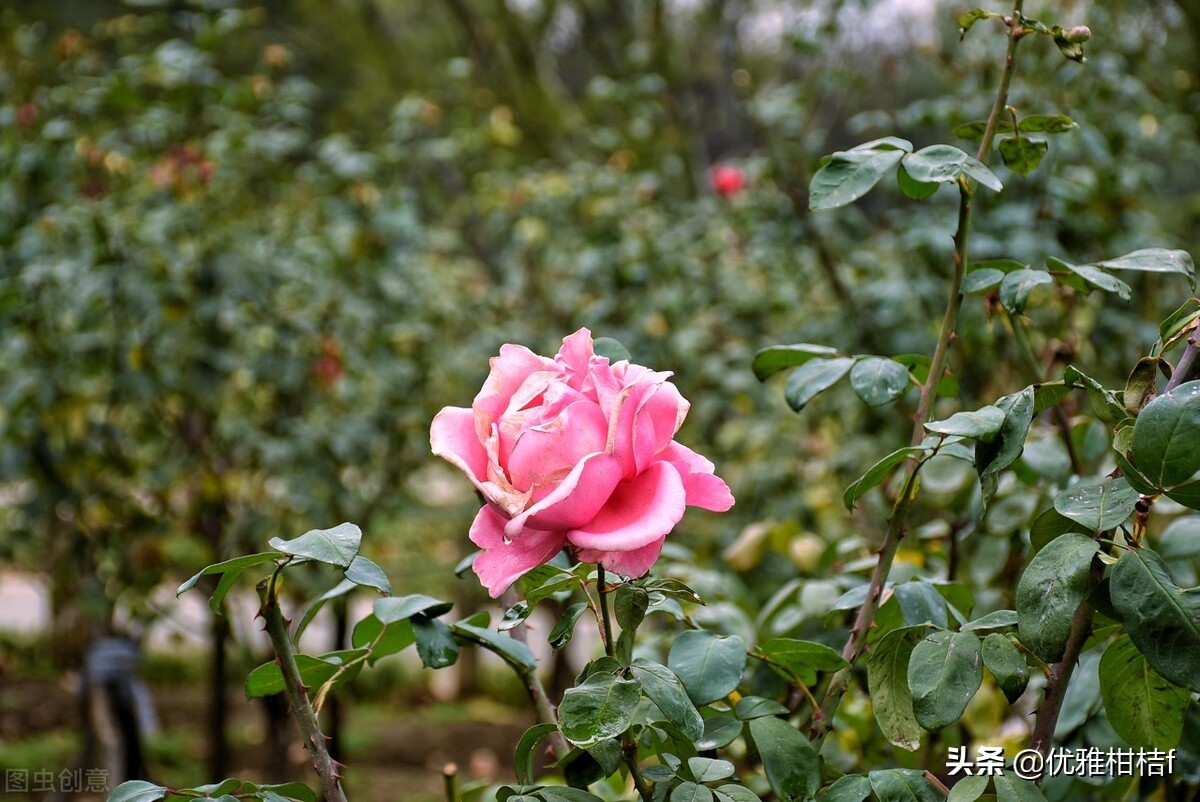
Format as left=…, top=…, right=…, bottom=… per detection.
left=661, top=442, right=735, bottom=512
left=470, top=506, right=567, bottom=598
left=474, top=344, right=558, bottom=440
left=430, top=406, right=489, bottom=489
left=567, top=461, right=686, bottom=552
left=577, top=538, right=664, bottom=580
left=506, top=400, right=609, bottom=494
left=505, top=451, right=624, bottom=538
left=556, top=329, right=596, bottom=390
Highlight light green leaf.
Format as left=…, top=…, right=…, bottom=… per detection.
left=897, top=163, right=939, bottom=200
left=867, top=768, right=942, bottom=802
left=108, top=781, right=169, bottom=802
left=672, top=782, right=715, bottom=802
left=947, top=775, right=989, bottom=802
left=810, top=147, right=906, bottom=211
left=1047, top=256, right=1132, bottom=300
left=993, top=774, right=1047, bottom=802
left=1018, top=114, right=1078, bottom=134
left=867, top=626, right=926, bottom=751
left=976, top=387, right=1036, bottom=480
left=374, top=594, right=453, bottom=623
left=901, top=145, right=1002, bottom=192
left=961, top=609, right=1019, bottom=632
left=687, top=758, right=736, bottom=783
left=1097, top=248, right=1195, bottom=291
left=999, top=269, right=1052, bottom=314
left=908, top=631, right=983, bottom=730
left=962, top=268, right=1005, bottom=294
left=843, top=446, right=928, bottom=510
left=818, top=774, right=872, bottom=802
left=1016, top=533, right=1098, bottom=663
left=926, top=406, right=1006, bottom=441
left=998, top=137, right=1048, bottom=176
left=757, top=638, right=849, bottom=686
left=343, top=555, right=391, bottom=594
left=714, top=785, right=762, bottom=802
left=1099, top=634, right=1190, bottom=748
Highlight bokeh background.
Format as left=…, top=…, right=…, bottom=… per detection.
left=2, top=0, right=1199, bottom=799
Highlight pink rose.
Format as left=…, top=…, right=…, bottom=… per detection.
left=431, top=329, right=734, bottom=597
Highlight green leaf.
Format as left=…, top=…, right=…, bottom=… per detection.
left=957, top=9, right=994, bottom=35
left=1016, top=533, right=1099, bottom=663
left=268, top=522, right=362, bottom=569
left=784, top=357, right=854, bottom=412
left=176, top=552, right=280, bottom=610
left=1157, top=298, right=1200, bottom=351
left=946, top=775, right=988, bottom=802
left=1110, top=547, right=1200, bottom=692
left=696, top=714, right=743, bottom=750
left=687, top=758, right=736, bottom=783
left=672, top=783, right=715, bottom=802
left=901, top=145, right=1002, bottom=192
left=998, top=137, right=1048, bottom=176
left=108, top=781, right=169, bottom=802
left=734, top=696, right=790, bottom=720
left=714, top=785, right=762, bottom=802
left=295, top=578, right=358, bottom=644
left=375, top=594, right=453, bottom=623
left=850, top=357, right=912, bottom=407
left=1018, top=114, right=1078, bottom=134
left=640, top=577, right=705, bottom=605
left=453, top=622, right=538, bottom=672
left=558, top=671, right=641, bottom=747
left=412, top=617, right=459, bottom=669
left=515, top=722, right=561, bottom=784
left=1125, top=356, right=1162, bottom=415
left=747, top=716, right=820, bottom=801
left=500, top=601, right=532, bottom=632
left=867, top=626, right=926, bottom=751
left=1099, top=634, right=1190, bottom=748
left=897, top=163, right=939, bottom=200
left=668, top=631, right=747, bottom=705
left=843, top=446, right=927, bottom=510
left=908, top=631, right=983, bottom=730
left=998, top=269, right=1052, bottom=314
left=189, top=779, right=242, bottom=797
left=961, top=609, right=1018, bottom=632
left=810, top=146, right=907, bottom=211
left=1064, top=366, right=1129, bottom=424
left=1131, top=381, right=1200, bottom=488
left=1053, top=477, right=1139, bottom=532
left=630, top=658, right=705, bottom=741
left=1160, top=516, right=1200, bottom=559
left=245, top=651, right=366, bottom=699
left=992, top=774, right=1047, bottom=802
left=867, top=768, right=942, bottom=802
left=962, top=268, right=1005, bottom=294
left=615, top=584, right=649, bottom=633
left=1166, top=479, right=1200, bottom=510
left=1096, top=248, right=1196, bottom=291
left=255, top=782, right=316, bottom=802
left=538, top=788, right=608, bottom=802
left=757, top=638, right=849, bottom=686
left=818, top=774, right=872, bottom=802
left=593, top=336, right=631, bottom=363
left=343, top=555, right=391, bottom=594
left=752, top=344, right=840, bottom=381
left=549, top=602, right=589, bottom=651
left=925, top=406, right=1006, bottom=441
left=1047, top=256, right=1132, bottom=300
left=951, top=119, right=1013, bottom=142
left=976, top=387, right=1035, bottom=480
left=981, top=633, right=1028, bottom=703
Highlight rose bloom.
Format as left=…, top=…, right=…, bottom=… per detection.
left=431, top=329, right=734, bottom=597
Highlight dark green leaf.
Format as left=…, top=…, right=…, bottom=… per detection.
left=867, top=768, right=942, bottom=802
left=295, top=578, right=357, bottom=644
left=687, top=758, right=736, bottom=783
left=998, top=269, right=1052, bottom=314
left=757, top=638, right=849, bottom=686
left=593, top=337, right=631, bottom=363
left=630, top=658, right=704, bottom=741
left=668, top=631, right=747, bottom=705
left=1131, top=381, right=1200, bottom=488
left=255, top=782, right=316, bottom=802
left=982, top=633, right=1028, bottom=703
left=108, top=781, right=169, bottom=802
left=1097, top=248, right=1195, bottom=291
left=412, top=617, right=459, bottom=669
left=901, top=145, right=1002, bottom=192
left=946, top=775, right=988, bottom=802
left=784, top=357, right=854, bottom=412
left=176, top=552, right=279, bottom=610
left=925, top=406, right=1006, bottom=441
left=897, top=163, right=938, bottom=200
left=734, top=696, right=790, bottom=720
left=538, top=788, right=608, bottom=802
left=1018, top=114, right=1077, bottom=134
left=976, top=387, right=1036, bottom=480
left=549, top=602, right=589, bottom=651
left=908, top=631, right=983, bottom=730
left=810, top=148, right=906, bottom=211
left=615, top=584, right=650, bottom=633
left=747, top=716, right=820, bottom=801
left=993, top=774, right=1047, bottom=802
left=1053, top=478, right=1139, bottom=532
left=817, top=774, right=872, bottom=802
left=1047, top=256, right=1132, bottom=300
left=695, top=714, right=743, bottom=750
left=1099, top=634, right=1189, bottom=748
left=867, top=626, right=926, bottom=751
left=558, top=671, right=641, bottom=747
left=951, top=119, right=1014, bottom=142
left=998, top=137, right=1048, bottom=176
left=640, top=577, right=705, bottom=605
left=962, top=268, right=1005, bottom=294
left=672, top=783, right=714, bottom=802
left=453, top=622, right=538, bottom=672
left=850, top=357, right=912, bottom=407
left=713, top=785, right=762, bottom=802
left=1166, top=479, right=1200, bottom=510
left=245, top=650, right=366, bottom=699
left=961, top=609, right=1019, bottom=632
left=500, top=601, right=532, bottom=632
left=752, top=344, right=840, bottom=381
left=375, top=594, right=453, bottom=623
left=1110, top=547, right=1200, bottom=692
left=343, top=555, right=390, bottom=594
left=268, top=522, right=362, bottom=569
left=843, top=446, right=927, bottom=510
left=1016, top=533, right=1099, bottom=662
left=515, top=723, right=561, bottom=784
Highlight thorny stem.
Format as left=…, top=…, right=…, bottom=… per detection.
left=810, top=3, right=1026, bottom=746
left=258, top=573, right=348, bottom=802
left=597, top=564, right=616, bottom=659
left=500, top=589, right=570, bottom=759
